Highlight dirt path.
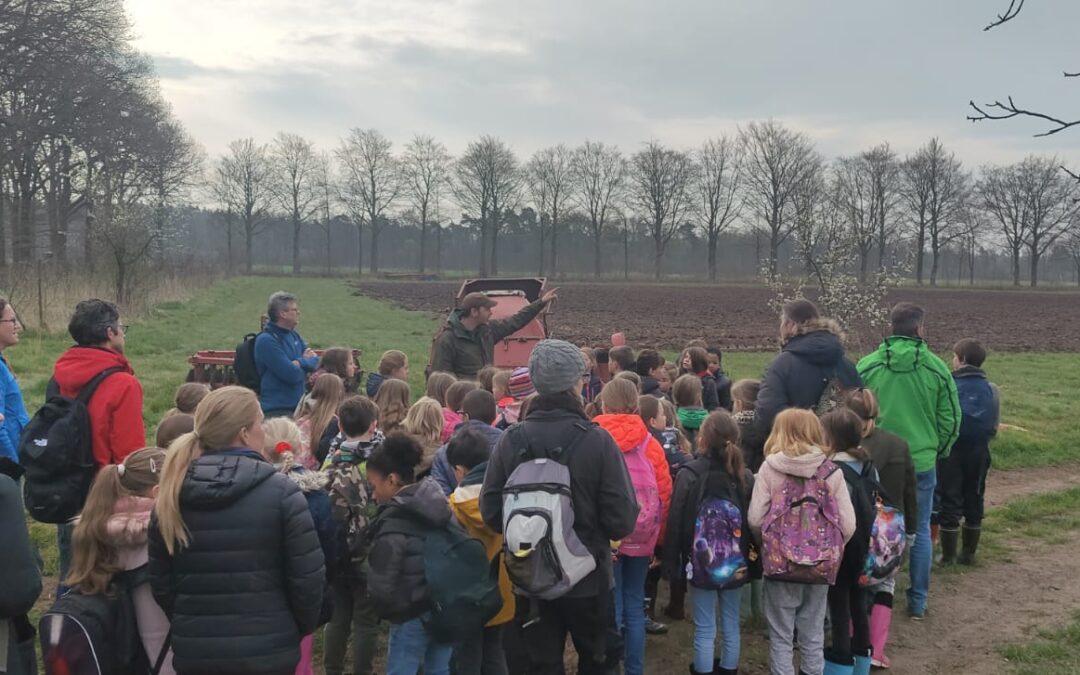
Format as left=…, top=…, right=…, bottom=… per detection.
left=886, top=534, right=1080, bottom=674
left=984, top=463, right=1080, bottom=508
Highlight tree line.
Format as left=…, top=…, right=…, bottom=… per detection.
left=3, top=0, right=1080, bottom=294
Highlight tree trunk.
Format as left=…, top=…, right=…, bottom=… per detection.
left=419, top=206, right=428, bottom=274
left=550, top=213, right=559, bottom=279
left=0, top=188, right=7, bottom=268
left=707, top=230, right=718, bottom=281
left=245, top=227, right=254, bottom=274
left=929, top=238, right=940, bottom=287
left=356, top=221, right=363, bottom=276
left=478, top=219, right=488, bottom=277
left=859, top=250, right=869, bottom=282
left=768, top=228, right=781, bottom=279
left=436, top=222, right=443, bottom=274
left=593, top=229, right=602, bottom=279
left=325, top=224, right=332, bottom=275
left=370, top=221, right=380, bottom=274
left=490, top=218, right=499, bottom=276
left=624, top=224, right=630, bottom=280
left=538, top=222, right=545, bottom=276
left=1012, top=249, right=1020, bottom=287
left=1030, top=250, right=1039, bottom=287
left=915, top=227, right=925, bottom=285
left=292, top=216, right=301, bottom=274
left=654, top=233, right=662, bottom=280
left=877, top=224, right=887, bottom=271
left=225, top=218, right=233, bottom=276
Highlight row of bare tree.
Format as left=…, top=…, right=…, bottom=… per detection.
left=211, top=122, right=1080, bottom=286
left=0, top=0, right=203, bottom=301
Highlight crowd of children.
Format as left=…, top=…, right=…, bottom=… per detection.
left=1, top=295, right=1005, bottom=675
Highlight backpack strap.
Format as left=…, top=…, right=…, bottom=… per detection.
left=75, top=367, right=126, bottom=405
left=509, top=420, right=593, bottom=464
left=151, top=631, right=171, bottom=675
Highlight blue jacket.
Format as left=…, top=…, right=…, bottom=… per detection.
left=255, top=322, right=318, bottom=413
left=431, top=420, right=505, bottom=495
left=366, top=372, right=385, bottom=398
left=0, top=355, right=28, bottom=463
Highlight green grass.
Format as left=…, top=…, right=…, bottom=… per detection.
left=1001, top=610, right=1080, bottom=675
left=984, top=486, right=1080, bottom=546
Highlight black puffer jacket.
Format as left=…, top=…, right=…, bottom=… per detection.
left=148, top=449, right=325, bottom=675
left=755, top=319, right=861, bottom=435
left=1, top=472, right=41, bottom=675
left=366, top=477, right=451, bottom=623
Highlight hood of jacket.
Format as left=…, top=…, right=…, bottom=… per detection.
left=782, top=319, right=846, bottom=367
left=366, top=372, right=386, bottom=397
left=53, top=346, right=135, bottom=391
left=763, top=446, right=829, bottom=478
left=953, top=364, right=987, bottom=380
left=594, top=413, right=651, bottom=452
left=640, top=376, right=662, bottom=397
left=677, top=406, right=709, bottom=430
left=447, top=310, right=482, bottom=342
left=457, top=419, right=504, bottom=446
left=388, top=477, right=451, bottom=528
left=180, top=450, right=278, bottom=509
left=332, top=432, right=385, bottom=466
left=287, top=466, right=330, bottom=493
left=873, top=335, right=930, bottom=373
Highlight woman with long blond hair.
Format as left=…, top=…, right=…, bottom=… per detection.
left=400, top=396, right=444, bottom=475
left=147, top=386, right=324, bottom=675
left=296, top=373, right=346, bottom=467
left=65, top=447, right=174, bottom=673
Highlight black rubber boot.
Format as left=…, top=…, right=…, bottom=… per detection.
left=959, top=525, right=981, bottom=565
left=714, top=664, right=738, bottom=675
left=938, top=527, right=959, bottom=565
left=689, top=664, right=709, bottom=675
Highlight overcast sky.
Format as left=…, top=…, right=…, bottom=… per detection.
left=125, top=0, right=1080, bottom=167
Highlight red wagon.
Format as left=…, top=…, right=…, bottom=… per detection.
left=187, top=348, right=362, bottom=389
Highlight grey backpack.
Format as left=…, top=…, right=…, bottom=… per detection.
left=501, top=421, right=597, bottom=600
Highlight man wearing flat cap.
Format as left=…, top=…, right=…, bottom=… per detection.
left=430, top=288, right=558, bottom=379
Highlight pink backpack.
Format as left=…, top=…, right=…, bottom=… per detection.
left=760, top=459, right=844, bottom=584
left=619, top=436, right=662, bottom=557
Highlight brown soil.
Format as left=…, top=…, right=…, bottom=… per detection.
left=984, top=463, right=1080, bottom=508
left=352, top=280, right=1080, bottom=352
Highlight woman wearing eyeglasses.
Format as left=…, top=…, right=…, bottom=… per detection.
left=0, top=297, right=28, bottom=468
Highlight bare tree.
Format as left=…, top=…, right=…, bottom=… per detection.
left=694, top=137, right=743, bottom=281
left=313, top=151, right=336, bottom=275
left=863, top=144, right=902, bottom=270
left=526, top=145, right=574, bottom=277
left=1064, top=226, right=1080, bottom=286
left=207, top=165, right=238, bottom=274
left=572, top=141, right=626, bottom=278
left=739, top=120, right=823, bottom=278
left=402, top=135, right=451, bottom=274
left=215, top=138, right=272, bottom=273
left=900, top=138, right=968, bottom=286
left=454, top=136, right=522, bottom=276
left=976, top=161, right=1029, bottom=286
left=833, top=155, right=877, bottom=280
left=968, top=1, right=1080, bottom=138
left=629, top=141, right=697, bottom=279
left=336, top=128, right=401, bottom=274
left=270, top=132, right=319, bottom=274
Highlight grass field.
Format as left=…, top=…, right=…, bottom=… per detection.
left=14, top=276, right=1080, bottom=673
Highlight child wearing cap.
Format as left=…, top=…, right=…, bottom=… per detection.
left=496, top=366, right=535, bottom=429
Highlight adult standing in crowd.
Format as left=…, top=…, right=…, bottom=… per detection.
left=0, top=297, right=28, bottom=466
left=52, top=299, right=145, bottom=586
left=431, top=289, right=558, bottom=380
left=858, top=302, right=960, bottom=621
left=755, top=299, right=861, bottom=434
left=148, top=386, right=325, bottom=675
left=480, top=339, right=638, bottom=674
left=257, top=291, right=319, bottom=418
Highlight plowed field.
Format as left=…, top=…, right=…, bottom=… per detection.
left=352, top=280, right=1079, bottom=352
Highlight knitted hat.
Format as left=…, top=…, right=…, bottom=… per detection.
left=508, top=367, right=535, bottom=400
left=529, top=339, right=587, bottom=396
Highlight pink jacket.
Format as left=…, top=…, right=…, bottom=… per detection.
left=748, top=448, right=856, bottom=543
left=107, top=496, right=175, bottom=675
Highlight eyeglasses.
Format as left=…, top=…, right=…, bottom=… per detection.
left=116, top=324, right=130, bottom=334
left=0, top=318, right=19, bottom=326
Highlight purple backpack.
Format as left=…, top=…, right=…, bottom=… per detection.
left=761, top=460, right=844, bottom=584
left=619, top=436, right=661, bottom=557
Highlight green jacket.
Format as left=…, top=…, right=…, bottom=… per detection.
left=430, top=300, right=545, bottom=379
left=857, top=336, right=961, bottom=473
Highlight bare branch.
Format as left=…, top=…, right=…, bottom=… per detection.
left=968, top=98, right=1080, bottom=137
left=983, top=0, right=1025, bottom=31
left=1065, top=71, right=1080, bottom=78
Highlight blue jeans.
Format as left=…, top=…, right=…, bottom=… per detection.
left=689, top=584, right=742, bottom=672
left=908, top=468, right=937, bottom=613
left=386, top=617, right=452, bottom=675
left=613, top=555, right=649, bottom=675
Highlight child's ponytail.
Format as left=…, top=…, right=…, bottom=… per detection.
left=698, top=410, right=747, bottom=490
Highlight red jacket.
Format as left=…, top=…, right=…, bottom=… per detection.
left=594, top=413, right=673, bottom=544
left=53, top=347, right=145, bottom=468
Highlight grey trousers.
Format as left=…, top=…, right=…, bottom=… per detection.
left=763, top=579, right=828, bottom=675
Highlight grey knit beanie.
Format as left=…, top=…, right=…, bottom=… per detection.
left=528, top=339, right=586, bottom=396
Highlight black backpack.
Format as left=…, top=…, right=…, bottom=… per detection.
left=233, top=333, right=260, bottom=392
left=20, top=367, right=123, bottom=524
left=39, top=566, right=170, bottom=675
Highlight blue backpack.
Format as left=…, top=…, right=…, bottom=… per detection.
left=955, top=374, right=996, bottom=441
left=684, top=463, right=755, bottom=591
